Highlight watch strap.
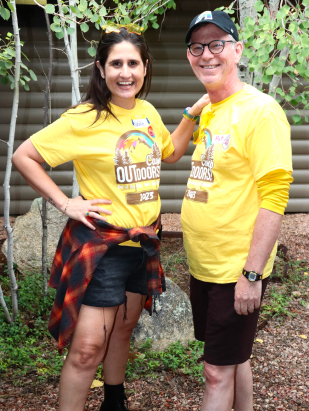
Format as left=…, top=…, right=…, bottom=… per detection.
left=242, top=268, right=262, bottom=282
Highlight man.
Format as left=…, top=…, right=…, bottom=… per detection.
left=181, top=10, right=293, bottom=411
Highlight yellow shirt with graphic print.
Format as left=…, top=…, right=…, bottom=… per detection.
left=31, top=99, right=174, bottom=247
left=181, top=84, right=293, bottom=283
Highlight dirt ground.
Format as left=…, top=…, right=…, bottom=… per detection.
left=0, top=213, right=308, bottom=410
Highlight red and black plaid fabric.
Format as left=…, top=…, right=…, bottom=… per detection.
left=48, top=216, right=164, bottom=352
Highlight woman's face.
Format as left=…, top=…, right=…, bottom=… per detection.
left=96, top=41, right=147, bottom=110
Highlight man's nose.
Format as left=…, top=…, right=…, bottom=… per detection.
left=201, top=46, right=214, bottom=59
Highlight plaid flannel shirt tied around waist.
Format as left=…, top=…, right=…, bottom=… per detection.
left=48, top=215, right=164, bottom=352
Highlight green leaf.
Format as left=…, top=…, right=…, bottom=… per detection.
left=55, top=31, right=64, bottom=39
left=91, top=14, right=99, bottom=23
left=10, top=81, right=15, bottom=89
left=292, top=115, right=302, bottom=125
left=1, top=76, right=9, bottom=85
left=88, top=46, right=96, bottom=57
left=78, top=0, right=87, bottom=12
left=5, top=61, right=13, bottom=69
left=7, top=2, right=15, bottom=12
left=29, top=70, right=37, bottom=81
left=99, top=6, right=107, bottom=16
left=266, top=66, right=276, bottom=75
left=262, top=74, right=273, bottom=84
left=152, top=22, right=159, bottom=29
left=80, top=22, right=89, bottom=32
left=70, top=5, right=77, bottom=13
left=0, top=7, right=10, bottom=20
left=67, top=27, right=75, bottom=35
left=244, top=16, right=255, bottom=26
left=62, top=5, right=69, bottom=14
left=254, top=0, right=264, bottom=12
left=303, top=0, right=309, bottom=6
left=7, top=48, right=16, bottom=57
left=305, top=8, right=309, bottom=18
left=50, top=23, right=62, bottom=33
left=24, top=83, right=30, bottom=91
left=45, top=4, right=55, bottom=14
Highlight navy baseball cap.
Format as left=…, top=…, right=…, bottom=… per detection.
left=185, top=10, right=239, bottom=44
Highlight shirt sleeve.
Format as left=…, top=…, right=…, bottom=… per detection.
left=160, top=120, right=175, bottom=160
left=257, top=169, right=293, bottom=215
left=30, top=114, right=79, bottom=168
left=245, top=112, right=293, bottom=181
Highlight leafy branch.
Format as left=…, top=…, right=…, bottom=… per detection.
left=217, top=0, right=309, bottom=124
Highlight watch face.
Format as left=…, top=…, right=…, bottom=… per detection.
left=248, top=272, right=256, bottom=282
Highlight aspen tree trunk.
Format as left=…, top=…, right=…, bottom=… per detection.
left=3, top=0, right=20, bottom=322
left=268, top=0, right=288, bottom=99
left=0, top=286, right=11, bottom=322
left=68, top=0, right=80, bottom=198
left=41, top=9, right=54, bottom=296
left=238, top=0, right=258, bottom=85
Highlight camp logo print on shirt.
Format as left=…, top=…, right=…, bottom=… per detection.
left=114, top=130, right=161, bottom=205
left=185, top=128, right=214, bottom=204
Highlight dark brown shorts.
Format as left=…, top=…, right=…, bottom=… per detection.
left=190, top=275, right=269, bottom=366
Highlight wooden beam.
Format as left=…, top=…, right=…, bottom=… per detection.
left=15, top=0, right=47, bottom=5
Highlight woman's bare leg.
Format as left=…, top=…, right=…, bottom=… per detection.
left=58, top=304, right=118, bottom=411
left=103, top=292, right=146, bottom=384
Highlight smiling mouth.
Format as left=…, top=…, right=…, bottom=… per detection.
left=200, top=65, right=220, bottom=69
left=117, top=81, right=134, bottom=86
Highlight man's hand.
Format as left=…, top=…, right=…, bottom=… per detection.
left=234, top=274, right=262, bottom=315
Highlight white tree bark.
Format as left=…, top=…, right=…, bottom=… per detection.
left=269, top=0, right=280, bottom=12
left=0, top=285, right=11, bottom=322
left=68, top=0, right=80, bottom=198
left=238, top=0, right=258, bottom=85
left=3, top=0, right=20, bottom=322
left=268, top=46, right=289, bottom=99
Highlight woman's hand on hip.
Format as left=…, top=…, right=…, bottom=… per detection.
left=64, top=196, right=112, bottom=230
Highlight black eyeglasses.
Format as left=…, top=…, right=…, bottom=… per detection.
left=188, top=40, right=236, bottom=57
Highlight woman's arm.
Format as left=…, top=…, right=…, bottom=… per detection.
left=12, top=139, right=112, bottom=230
left=163, top=94, right=210, bottom=164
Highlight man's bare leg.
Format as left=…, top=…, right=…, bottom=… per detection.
left=234, top=360, right=253, bottom=411
left=201, top=362, right=236, bottom=411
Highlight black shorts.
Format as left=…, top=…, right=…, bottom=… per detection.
left=82, top=245, right=148, bottom=307
left=190, top=275, right=269, bottom=366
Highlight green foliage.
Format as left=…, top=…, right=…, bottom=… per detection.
left=45, top=0, right=176, bottom=58
left=0, top=32, right=37, bottom=91
left=125, top=339, right=204, bottom=383
left=261, top=256, right=309, bottom=317
left=0, top=270, right=65, bottom=380
left=217, top=0, right=309, bottom=124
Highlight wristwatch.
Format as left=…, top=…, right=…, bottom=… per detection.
left=242, top=268, right=262, bottom=282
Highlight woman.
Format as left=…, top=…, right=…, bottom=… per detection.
left=12, top=25, right=209, bottom=411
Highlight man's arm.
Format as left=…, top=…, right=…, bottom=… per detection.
left=234, top=208, right=282, bottom=315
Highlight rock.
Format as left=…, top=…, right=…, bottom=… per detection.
left=131, top=278, right=194, bottom=352
left=2, top=198, right=67, bottom=274
left=292, top=291, right=301, bottom=298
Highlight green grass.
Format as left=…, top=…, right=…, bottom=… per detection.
left=261, top=257, right=309, bottom=317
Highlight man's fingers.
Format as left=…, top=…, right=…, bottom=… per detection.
left=234, top=300, right=241, bottom=315
left=240, top=302, right=249, bottom=316
left=254, top=298, right=261, bottom=309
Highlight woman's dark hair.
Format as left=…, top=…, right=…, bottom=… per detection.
left=79, top=27, right=153, bottom=124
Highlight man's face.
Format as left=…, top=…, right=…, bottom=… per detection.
left=187, top=24, right=243, bottom=90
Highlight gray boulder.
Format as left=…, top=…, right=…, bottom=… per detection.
left=2, top=198, right=67, bottom=274
left=131, top=278, right=194, bottom=351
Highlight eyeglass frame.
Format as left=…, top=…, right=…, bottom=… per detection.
left=188, top=40, right=236, bottom=57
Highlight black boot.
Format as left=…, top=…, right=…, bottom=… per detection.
left=99, top=382, right=129, bottom=411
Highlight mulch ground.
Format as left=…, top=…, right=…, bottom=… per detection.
left=0, top=222, right=309, bottom=410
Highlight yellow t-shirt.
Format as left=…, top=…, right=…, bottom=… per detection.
left=181, top=84, right=293, bottom=283
left=31, top=99, right=174, bottom=247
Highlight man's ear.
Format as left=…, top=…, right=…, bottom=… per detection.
left=96, top=61, right=105, bottom=79
left=187, top=49, right=193, bottom=67
left=234, top=42, right=243, bottom=65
